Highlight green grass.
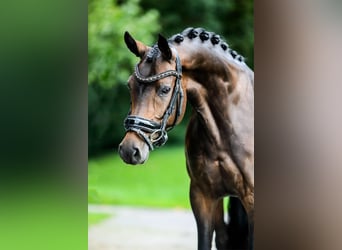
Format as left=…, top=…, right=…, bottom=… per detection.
left=88, top=146, right=191, bottom=208
left=88, top=213, right=111, bottom=226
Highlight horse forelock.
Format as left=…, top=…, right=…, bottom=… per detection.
left=146, top=44, right=159, bottom=63
left=136, top=45, right=160, bottom=78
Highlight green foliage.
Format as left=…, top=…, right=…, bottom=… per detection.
left=221, top=0, right=254, bottom=68
left=88, top=83, right=130, bottom=154
left=140, top=0, right=233, bottom=36
left=88, top=0, right=160, bottom=87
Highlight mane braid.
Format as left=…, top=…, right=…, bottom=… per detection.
left=169, top=27, right=247, bottom=64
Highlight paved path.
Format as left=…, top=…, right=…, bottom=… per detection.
left=88, top=205, right=205, bottom=250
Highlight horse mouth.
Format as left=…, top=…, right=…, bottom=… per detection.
left=119, top=149, right=148, bottom=165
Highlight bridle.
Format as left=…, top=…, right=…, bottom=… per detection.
left=124, top=47, right=184, bottom=151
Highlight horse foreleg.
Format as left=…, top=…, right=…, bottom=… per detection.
left=214, top=198, right=229, bottom=250
left=227, top=196, right=249, bottom=249
left=241, top=193, right=254, bottom=250
left=248, top=220, right=254, bottom=250
left=190, top=183, right=216, bottom=250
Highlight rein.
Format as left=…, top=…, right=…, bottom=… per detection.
left=124, top=49, right=183, bottom=151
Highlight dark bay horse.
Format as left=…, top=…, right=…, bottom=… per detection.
left=118, top=27, right=254, bottom=250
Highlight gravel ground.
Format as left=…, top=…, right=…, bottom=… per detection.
left=88, top=204, right=207, bottom=250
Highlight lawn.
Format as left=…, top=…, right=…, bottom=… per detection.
left=88, top=146, right=191, bottom=208
left=88, top=213, right=111, bottom=226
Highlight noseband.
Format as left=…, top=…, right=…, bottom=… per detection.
left=124, top=48, right=183, bottom=151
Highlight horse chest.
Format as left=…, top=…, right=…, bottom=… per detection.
left=185, top=144, right=241, bottom=197
left=186, top=120, right=237, bottom=197
left=186, top=160, right=223, bottom=196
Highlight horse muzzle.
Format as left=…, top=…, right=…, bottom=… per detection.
left=118, top=133, right=150, bottom=165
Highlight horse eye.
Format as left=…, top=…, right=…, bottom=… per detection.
left=159, top=86, right=171, bottom=96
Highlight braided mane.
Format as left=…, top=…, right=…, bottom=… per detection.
left=168, top=27, right=253, bottom=85
left=169, top=27, right=246, bottom=62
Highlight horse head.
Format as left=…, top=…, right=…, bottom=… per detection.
left=118, top=32, right=187, bottom=164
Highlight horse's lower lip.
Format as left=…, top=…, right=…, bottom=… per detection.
left=122, top=157, right=139, bottom=165
left=121, top=155, right=146, bottom=165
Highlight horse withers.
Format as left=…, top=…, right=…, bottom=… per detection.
left=118, top=28, right=254, bottom=250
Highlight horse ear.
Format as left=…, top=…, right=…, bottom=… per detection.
left=158, top=34, right=172, bottom=61
left=124, top=31, right=147, bottom=58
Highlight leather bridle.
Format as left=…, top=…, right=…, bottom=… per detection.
left=124, top=48, right=183, bottom=151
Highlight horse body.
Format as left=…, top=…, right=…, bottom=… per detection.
left=173, top=30, right=254, bottom=249
left=119, top=28, right=254, bottom=250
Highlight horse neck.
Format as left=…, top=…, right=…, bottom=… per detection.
left=179, top=51, right=254, bottom=148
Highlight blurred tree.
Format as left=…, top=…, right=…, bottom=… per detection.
left=221, top=0, right=254, bottom=68
left=88, top=0, right=160, bottom=155
left=88, top=0, right=160, bottom=87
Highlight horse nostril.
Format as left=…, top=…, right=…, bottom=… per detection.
left=132, top=147, right=140, bottom=158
